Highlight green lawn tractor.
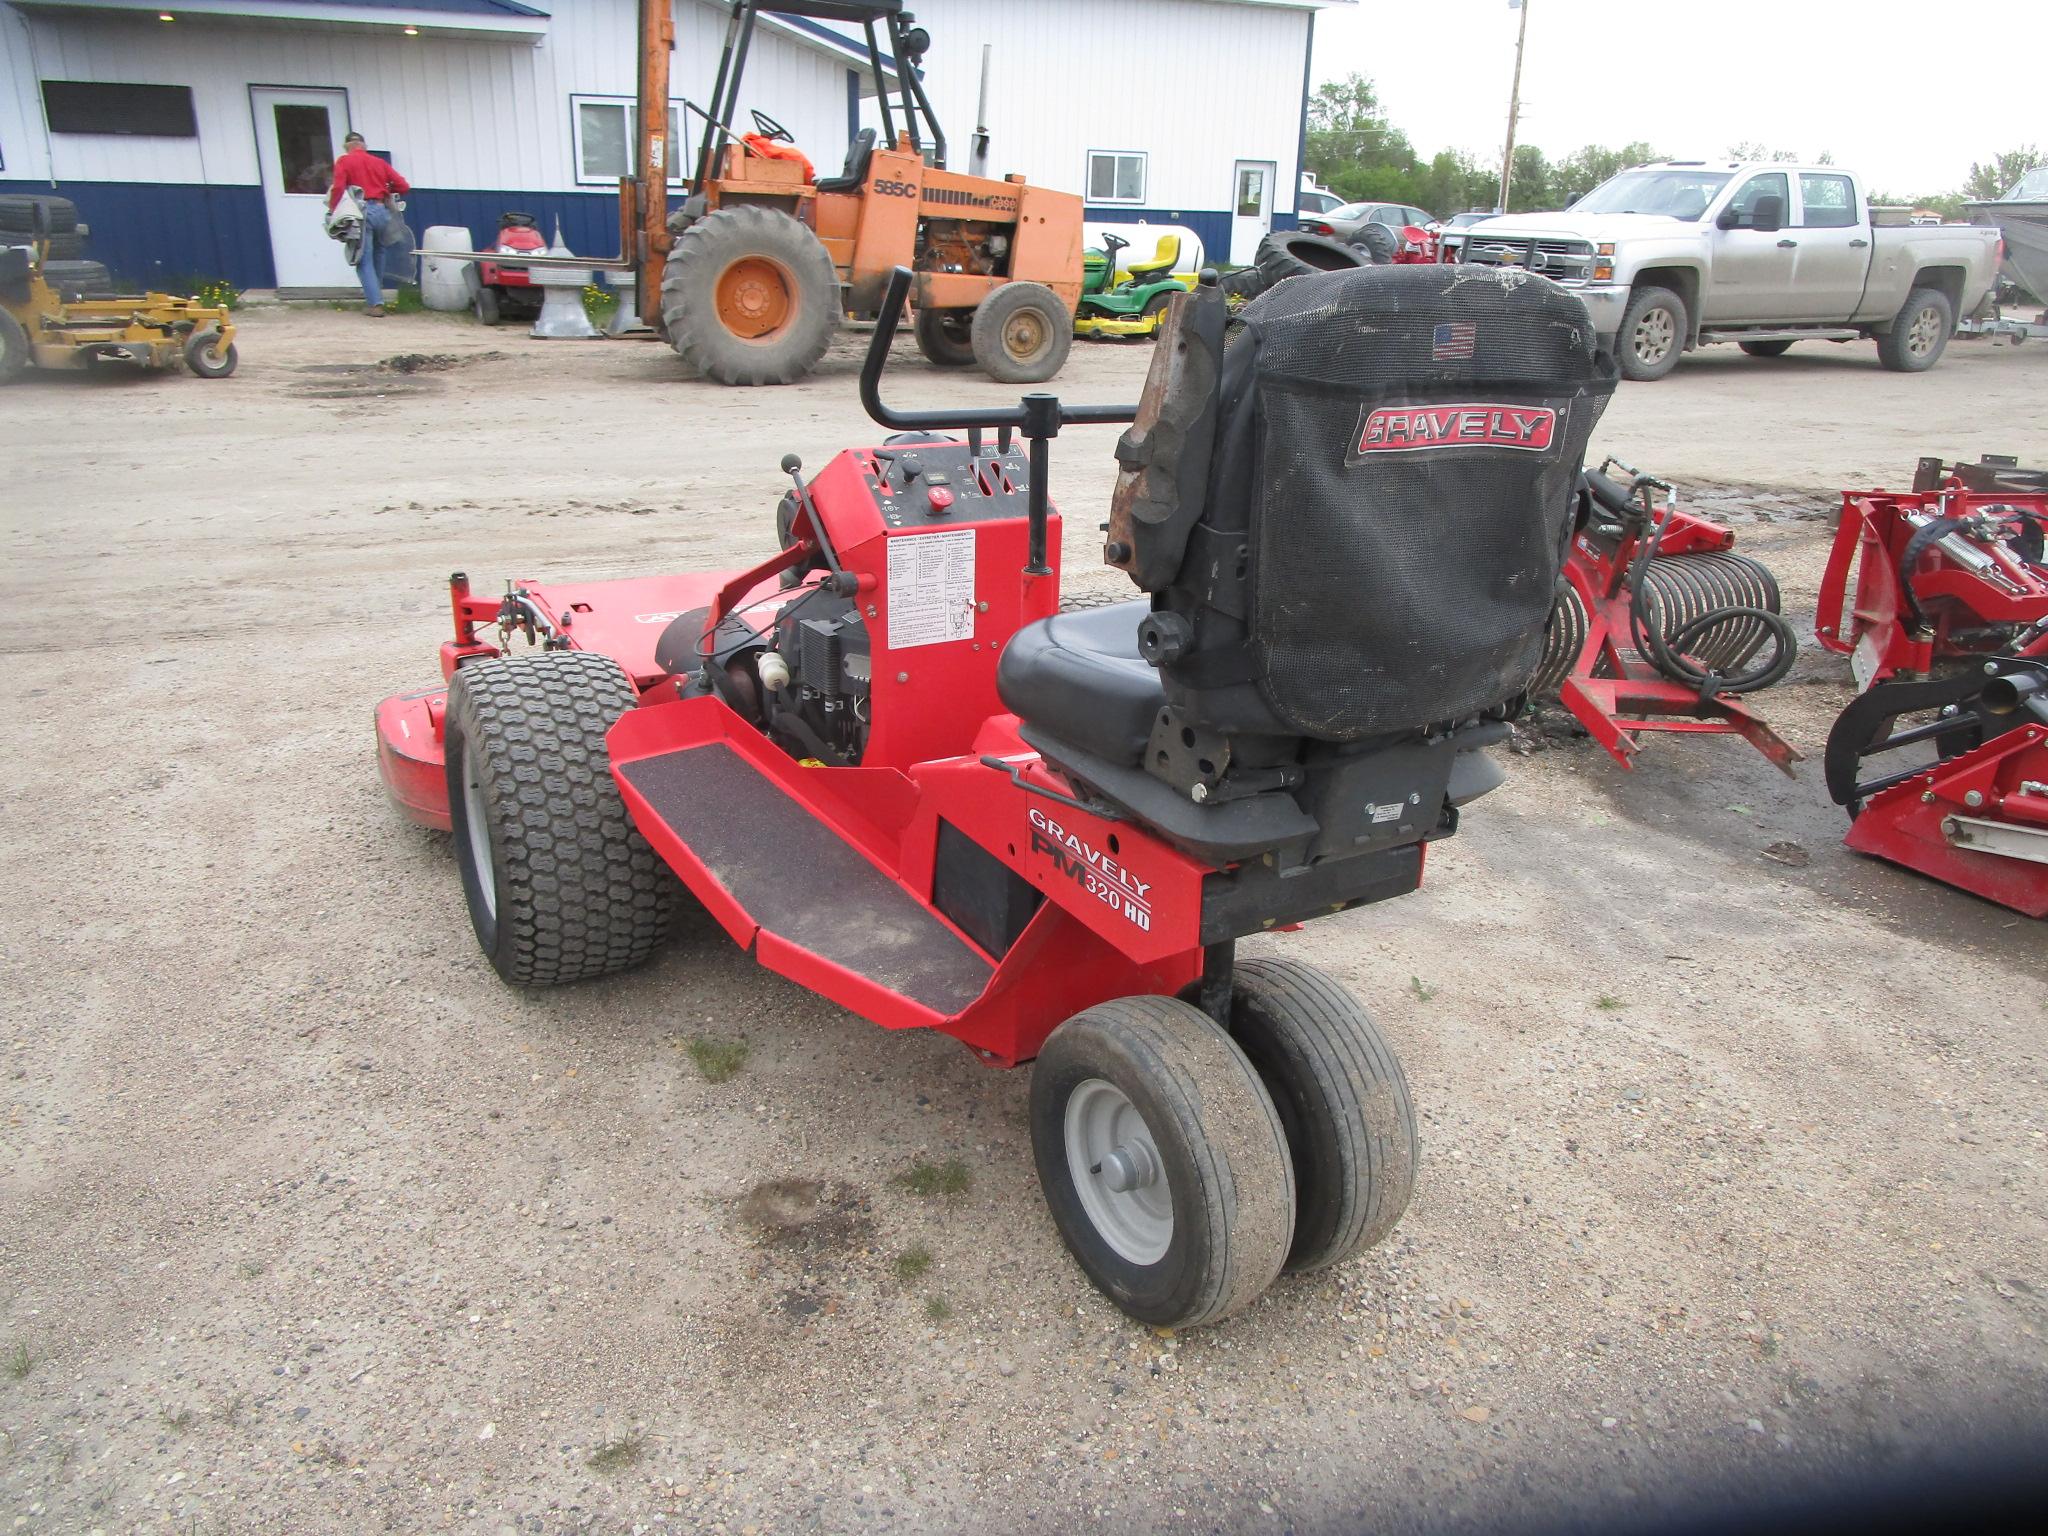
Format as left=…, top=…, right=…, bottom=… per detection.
left=1074, top=232, right=1186, bottom=339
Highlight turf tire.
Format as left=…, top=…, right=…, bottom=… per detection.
left=660, top=204, right=838, bottom=386
left=1031, top=996, right=1295, bottom=1328
left=1226, top=958, right=1419, bottom=1272
left=473, top=284, right=501, bottom=325
left=445, top=651, right=679, bottom=987
left=0, top=307, right=28, bottom=382
left=913, top=305, right=976, bottom=367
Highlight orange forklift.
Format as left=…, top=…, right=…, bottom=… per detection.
left=623, top=0, right=1083, bottom=386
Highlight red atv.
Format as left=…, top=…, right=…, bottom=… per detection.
left=375, top=263, right=1617, bottom=1327
left=469, top=211, right=545, bottom=326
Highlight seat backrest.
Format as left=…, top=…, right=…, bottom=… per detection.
left=1108, top=264, right=1617, bottom=742
left=1126, top=234, right=1180, bottom=281
left=815, top=128, right=877, bottom=192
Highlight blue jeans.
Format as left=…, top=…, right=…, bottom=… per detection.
left=357, top=199, right=391, bottom=306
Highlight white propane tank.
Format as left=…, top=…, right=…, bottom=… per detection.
left=1082, top=221, right=1206, bottom=280
left=419, top=225, right=473, bottom=311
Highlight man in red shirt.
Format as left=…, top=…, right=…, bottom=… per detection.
left=327, top=132, right=412, bottom=315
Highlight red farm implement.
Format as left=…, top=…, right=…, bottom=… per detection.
left=1818, top=456, right=2048, bottom=915
left=374, top=261, right=1620, bottom=1327
left=1529, top=459, right=1798, bottom=773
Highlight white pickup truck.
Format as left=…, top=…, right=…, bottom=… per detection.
left=1456, top=161, right=2001, bottom=380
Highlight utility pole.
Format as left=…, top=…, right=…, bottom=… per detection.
left=1497, top=0, right=1528, bottom=214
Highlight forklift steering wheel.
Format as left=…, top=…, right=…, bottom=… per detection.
left=749, top=108, right=795, bottom=143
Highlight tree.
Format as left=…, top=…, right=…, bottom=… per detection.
left=1964, top=146, right=2044, bottom=202
left=1504, top=144, right=1553, bottom=213
left=1726, top=142, right=1803, bottom=163
left=1553, top=141, right=1661, bottom=204
left=1305, top=72, right=1416, bottom=200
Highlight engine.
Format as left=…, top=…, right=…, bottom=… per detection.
left=685, top=582, right=872, bottom=768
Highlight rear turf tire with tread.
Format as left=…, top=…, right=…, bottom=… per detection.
left=445, top=651, right=679, bottom=987
left=660, top=204, right=839, bottom=386
left=0, top=308, right=28, bottom=382
left=913, top=305, right=977, bottom=367
left=1030, top=995, right=1295, bottom=1329
left=1876, top=286, right=1952, bottom=373
left=1226, top=958, right=1419, bottom=1272
left=970, top=281, right=1072, bottom=383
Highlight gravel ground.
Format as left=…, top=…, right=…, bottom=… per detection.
left=2, top=308, right=2045, bottom=1534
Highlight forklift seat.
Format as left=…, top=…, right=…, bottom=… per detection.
left=1123, top=235, right=1180, bottom=285
left=815, top=128, right=877, bottom=194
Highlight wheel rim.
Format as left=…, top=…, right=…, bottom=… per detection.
left=460, top=745, right=497, bottom=921
left=714, top=256, right=795, bottom=341
left=1632, top=306, right=1675, bottom=365
left=1064, top=1078, right=1172, bottom=1265
left=1907, top=304, right=1942, bottom=357
left=1001, top=306, right=1051, bottom=363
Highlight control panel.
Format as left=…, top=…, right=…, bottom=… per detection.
left=862, top=438, right=1034, bottom=530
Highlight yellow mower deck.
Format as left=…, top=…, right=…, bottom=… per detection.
left=3, top=256, right=237, bottom=379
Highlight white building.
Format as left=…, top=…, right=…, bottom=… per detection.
left=0, top=0, right=1340, bottom=293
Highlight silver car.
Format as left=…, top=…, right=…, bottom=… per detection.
left=1306, top=200, right=1438, bottom=247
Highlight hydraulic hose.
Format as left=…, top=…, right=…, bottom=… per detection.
left=1624, top=487, right=1797, bottom=697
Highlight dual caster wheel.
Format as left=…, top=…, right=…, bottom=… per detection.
left=1031, top=961, right=1418, bottom=1329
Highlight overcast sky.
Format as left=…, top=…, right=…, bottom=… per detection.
left=1309, top=0, right=2046, bottom=195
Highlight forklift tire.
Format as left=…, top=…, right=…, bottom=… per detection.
left=184, top=328, right=238, bottom=379
left=1876, top=286, right=1952, bottom=373
left=445, top=652, right=680, bottom=987
left=661, top=204, right=839, bottom=386
left=970, top=281, right=1072, bottom=384
left=1224, top=958, right=1418, bottom=1272
left=912, top=305, right=976, bottom=368
left=1030, top=995, right=1295, bottom=1329
left=0, top=308, right=28, bottom=382
left=473, top=285, right=501, bottom=325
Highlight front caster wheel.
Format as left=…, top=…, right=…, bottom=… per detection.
left=1226, top=958, right=1418, bottom=1271
left=1030, top=996, right=1295, bottom=1329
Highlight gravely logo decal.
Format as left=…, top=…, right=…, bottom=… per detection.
left=1353, top=402, right=1559, bottom=457
left=1028, top=807, right=1153, bottom=931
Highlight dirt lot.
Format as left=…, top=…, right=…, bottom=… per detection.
left=2, top=308, right=2045, bottom=1534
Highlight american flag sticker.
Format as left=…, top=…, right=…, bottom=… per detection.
left=1432, top=322, right=1476, bottom=361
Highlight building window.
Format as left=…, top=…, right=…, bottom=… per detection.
left=43, top=80, right=198, bottom=137
left=1087, top=150, right=1146, bottom=205
left=571, top=96, right=683, bottom=187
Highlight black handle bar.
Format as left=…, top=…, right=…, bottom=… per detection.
left=859, top=266, right=1138, bottom=433
left=859, top=266, right=1139, bottom=576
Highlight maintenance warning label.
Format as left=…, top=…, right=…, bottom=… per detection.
left=886, top=528, right=977, bottom=649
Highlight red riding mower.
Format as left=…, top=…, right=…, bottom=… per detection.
left=1527, top=459, right=1798, bottom=772
left=375, top=263, right=1617, bottom=1327
left=469, top=211, right=546, bottom=326
left=1818, top=456, right=2048, bottom=915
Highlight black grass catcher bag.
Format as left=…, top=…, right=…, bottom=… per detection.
left=1208, top=263, right=1617, bottom=738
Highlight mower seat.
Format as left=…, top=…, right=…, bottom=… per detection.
left=815, top=129, right=877, bottom=194
left=996, top=601, right=1161, bottom=767
left=1124, top=235, right=1180, bottom=285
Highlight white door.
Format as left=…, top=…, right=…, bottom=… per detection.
left=250, top=87, right=357, bottom=290
left=1229, top=160, right=1275, bottom=265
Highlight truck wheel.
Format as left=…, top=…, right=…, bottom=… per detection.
left=971, top=282, right=1072, bottom=383
left=660, top=204, right=839, bottom=386
left=1030, top=995, right=1295, bottom=1329
left=913, top=306, right=976, bottom=368
left=1877, top=287, right=1953, bottom=373
left=445, top=652, right=680, bottom=987
left=1738, top=339, right=1793, bottom=358
left=0, top=308, right=28, bottom=382
left=183, top=327, right=238, bottom=379
left=1225, top=959, right=1418, bottom=1273
left=1616, top=286, right=1686, bottom=380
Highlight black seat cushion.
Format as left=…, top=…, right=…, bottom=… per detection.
left=815, top=128, right=877, bottom=194
left=997, top=600, right=1162, bottom=767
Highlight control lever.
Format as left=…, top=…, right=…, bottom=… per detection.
left=781, top=453, right=856, bottom=594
